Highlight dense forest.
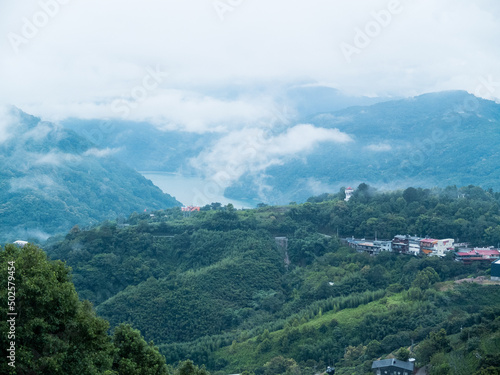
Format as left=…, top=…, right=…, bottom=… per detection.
left=35, top=185, right=500, bottom=374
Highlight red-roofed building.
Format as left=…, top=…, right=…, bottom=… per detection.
left=455, top=248, right=500, bottom=264
left=181, top=206, right=200, bottom=212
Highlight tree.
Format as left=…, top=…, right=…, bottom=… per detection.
left=416, top=329, right=451, bottom=365
left=0, top=244, right=115, bottom=374
left=263, top=356, right=300, bottom=375
left=176, top=359, right=209, bottom=375
left=395, top=347, right=410, bottom=362
left=412, top=267, right=440, bottom=290
left=112, top=324, right=169, bottom=375
left=403, top=187, right=419, bottom=203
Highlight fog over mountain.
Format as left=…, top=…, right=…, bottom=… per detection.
left=0, top=106, right=180, bottom=243
left=59, top=90, right=500, bottom=205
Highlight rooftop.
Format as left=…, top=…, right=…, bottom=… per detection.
left=456, top=249, right=500, bottom=257
left=372, top=358, right=414, bottom=371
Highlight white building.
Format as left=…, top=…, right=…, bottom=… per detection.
left=421, top=238, right=455, bottom=257
left=345, top=187, right=354, bottom=201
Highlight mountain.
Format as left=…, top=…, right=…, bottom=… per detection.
left=61, top=118, right=214, bottom=173
left=283, top=84, right=392, bottom=117
left=0, top=107, right=181, bottom=243
left=225, top=91, right=500, bottom=203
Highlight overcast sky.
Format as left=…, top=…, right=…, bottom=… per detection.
left=1, top=0, right=500, bottom=132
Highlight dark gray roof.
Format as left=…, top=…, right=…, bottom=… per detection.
left=372, top=359, right=414, bottom=371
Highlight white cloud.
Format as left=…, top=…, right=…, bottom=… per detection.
left=366, top=143, right=392, bottom=152
left=83, top=147, right=121, bottom=158
left=9, top=175, right=61, bottom=192
left=190, top=124, right=352, bottom=191
left=33, top=152, right=80, bottom=166
left=23, top=123, right=53, bottom=141
left=0, top=0, right=499, bottom=124
left=0, top=105, right=15, bottom=144
left=21, top=90, right=276, bottom=133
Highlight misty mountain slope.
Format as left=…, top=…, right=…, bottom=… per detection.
left=0, top=107, right=181, bottom=243
left=61, top=118, right=216, bottom=173
left=225, top=91, right=500, bottom=203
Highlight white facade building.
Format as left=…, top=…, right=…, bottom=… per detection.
left=345, top=187, right=354, bottom=201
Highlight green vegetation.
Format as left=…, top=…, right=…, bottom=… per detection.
left=0, top=243, right=168, bottom=374
left=42, top=185, right=500, bottom=374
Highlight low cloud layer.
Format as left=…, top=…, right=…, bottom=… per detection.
left=1, top=1, right=499, bottom=126
left=83, top=147, right=121, bottom=158
left=366, top=143, right=392, bottom=152
left=22, top=90, right=276, bottom=133
left=0, top=105, right=15, bottom=144
left=9, top=175, right=62, bottom=193
left=191, top=124, right=352, bottom=192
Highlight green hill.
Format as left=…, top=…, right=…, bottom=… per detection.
left=46, top=185, right=500, bottom=374
left=0, top=107, right=181, bottom=243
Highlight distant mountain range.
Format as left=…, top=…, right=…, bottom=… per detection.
left=60, top=90, right=500, bottom=205
left=0, top=107, right=181, bottom=243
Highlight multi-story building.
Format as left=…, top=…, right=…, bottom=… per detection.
left=392, top=235, right=409, bottom=253
left=420, top=238, right=454, bottom=257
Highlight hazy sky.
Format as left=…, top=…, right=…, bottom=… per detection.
left=1, top=0, right=500, bottom=131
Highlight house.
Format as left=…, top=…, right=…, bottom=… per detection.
left=374, top=240, right=392, bottom=252
left=371, top=358, right=415, bottom=375
left=181, top=206, right=200, bottom=212
left=492, top=259, right=500, bottom=281
left=392, top=235, right=410, bottom=253
left=420, top=238, right=454, bottom=257
left=346, top=238, right=391, bottom=255
left=392, top=235, right=423, bottom=255
left=14, top=240, right=28, bottom=248
left=456, top=248, right=500, bottom=264
left=355, top=241, right=379, bottom=254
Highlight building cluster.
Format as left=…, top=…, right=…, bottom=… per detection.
left=346, top=235, right=500, bottom=262
left=181, top=206, right=200, bottom=212
left=454, top=247, right=500, bottom=264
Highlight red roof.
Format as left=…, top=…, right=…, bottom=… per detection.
left=420, top=238, right=438, bottom=243
left=457, top=249, right=500, bottom=257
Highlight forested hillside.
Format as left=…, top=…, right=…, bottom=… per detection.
left=45, top=185, right=500, bottom=374
left=0, top=107, right=181, bottom=244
